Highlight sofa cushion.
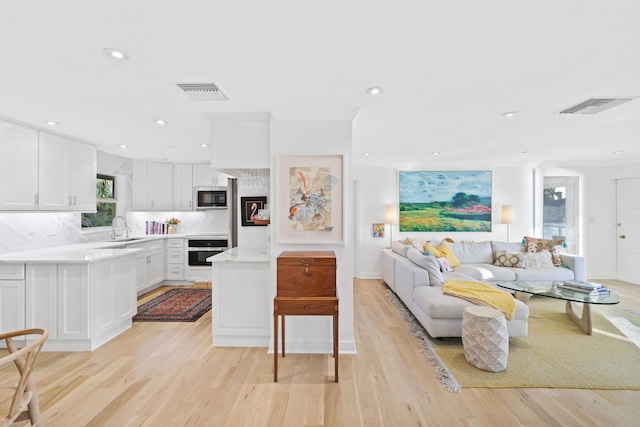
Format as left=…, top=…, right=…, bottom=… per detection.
left=452, top=263, right=517, bottom=281
left=406, top=247, right=444, bottom=285
left=412, top=285, right=529, bottom=321
left=490, top=241, right=525, bottom=258
left=512, top=266, right=575, bottom=281
left=391, top=240, right=410, bottom=257
left=438, top=242, right=461, bottom=267
left=493, top=251, right=526, bottom=268
left=447, top=241, right=493, bottom=264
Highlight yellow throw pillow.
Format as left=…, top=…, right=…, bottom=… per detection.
left=423, top=243, right=443, bottom=258
left=438, top=242, right=461, bottom=268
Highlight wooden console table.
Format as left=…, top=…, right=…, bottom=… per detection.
left=274, top=251, right=338, bottom=382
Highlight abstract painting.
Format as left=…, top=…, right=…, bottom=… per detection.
left=399, top=171, right=492, bottom=232
left=277, top=155, right=343, bottom=243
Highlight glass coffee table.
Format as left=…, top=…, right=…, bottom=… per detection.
left=497, top=280, right=620, bottom=335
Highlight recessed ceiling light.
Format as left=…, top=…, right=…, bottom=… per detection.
left=103, top=48, right=129, bottom=60
left=432, top=152, right=440, bottom=156
left=502, top=111, right=518, bottom=117
left=367, top=87, right=383, bottom=95
left=613, top=150, right=624, bottom=154
left=154, top=119, right=167, bottom=125
left=201, top=143, right=209, bottom=148
left=44, top=121, right=59, bottom=126
left=119, top=144, right=127, bottom=149
left=363, top=152, right=371, bottom=156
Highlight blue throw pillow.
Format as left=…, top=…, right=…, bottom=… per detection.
left=422, top=250, right=435, bottom=257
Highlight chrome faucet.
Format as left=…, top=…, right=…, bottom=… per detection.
left=111, top=215, right=130, bottom=240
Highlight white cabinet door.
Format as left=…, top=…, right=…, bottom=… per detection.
left=93, top=261, right=116, bottom=337
left=38, top=132, right=70, bottom=210
left=115, top=256, right=136, bottom=323
left=148, top=162, right=173, bottom=210
left=132, top=160, right=149, bottom=211
left=70, top=141, right=97, bottom=211
left=174, top=163, right=193, bottom=211
left=0, top=279, right=25, bottom=333
left=0, top=120, right=39, bottom=211
left=38, top=132, right=96, bottom=211
left=133, top=161, right=174, bottom=211
left=57, top=264, right=90, bottom=340
left=25, top=264, right=58, bottom=340
left=147, top=249, right=164, bottom=286
left=193, top=163, right=217, bottom=187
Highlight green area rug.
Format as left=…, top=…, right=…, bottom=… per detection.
left=388, top=290, right=640, bottom=392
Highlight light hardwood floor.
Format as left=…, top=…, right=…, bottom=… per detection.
left=2, top=279, right=639, bottom=426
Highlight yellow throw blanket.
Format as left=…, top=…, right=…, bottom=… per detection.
left=442, top=279, right=517, bottom=320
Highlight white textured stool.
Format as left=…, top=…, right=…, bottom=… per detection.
left=461, top=306, right=509, bottom=372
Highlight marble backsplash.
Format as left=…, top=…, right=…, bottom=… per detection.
left=0, top=210, right=230, bottom=254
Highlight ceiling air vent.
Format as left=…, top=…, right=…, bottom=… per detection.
left=176, top=82, right=230, bottom=101
left=557, top=98, right=632, bottom=115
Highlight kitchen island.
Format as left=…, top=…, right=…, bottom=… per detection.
left=0, top=246, right=141, bottom=351
left=208, top=247, right=270, bottom=347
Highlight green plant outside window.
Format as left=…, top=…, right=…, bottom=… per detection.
left=82, top=174, right=116, bottom=228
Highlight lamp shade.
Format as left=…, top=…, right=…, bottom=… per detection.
left=500, top=205, right=515, bottom=225
left=385, top=205, right=398, bottom=224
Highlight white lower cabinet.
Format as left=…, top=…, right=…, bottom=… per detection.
left=0, top=264, right=26, bottom=337
left=165, top=238, right=185, bottom=281
left=128, top=240, right=165, bottom=294
left=23, top=255, right=137, bottom=351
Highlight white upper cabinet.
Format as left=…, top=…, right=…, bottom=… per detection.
left=174, top=163, right=193, bottom=211
left=0, top=120, right=39, bottom=210
left=133, top=160, right=174, bottom=211
left=193, top=163, right=218, bottom=187
left=38, top=132, right=97, bottom=211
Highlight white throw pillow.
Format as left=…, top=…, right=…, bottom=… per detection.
left=436, top=257, right=453, bottom=272
left=525, top=251, right=554, bottom=269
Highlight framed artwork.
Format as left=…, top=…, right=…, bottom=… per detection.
left=399, top=171, right=492, bottom=232
left=373, top=223, right=385, bottom=237
left=276, top=155, right=344, bottom=244
left=241, top=196, right=268, bottom=226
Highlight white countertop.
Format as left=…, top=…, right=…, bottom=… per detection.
left=0, top=246, right=142, bottom=263
left=207, top=247, right=269, bottom=263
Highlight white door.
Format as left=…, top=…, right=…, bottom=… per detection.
left=616, top=177, right=640, bottom=285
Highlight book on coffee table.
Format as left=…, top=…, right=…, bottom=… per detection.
left=558, top=281, right=610, bottom=296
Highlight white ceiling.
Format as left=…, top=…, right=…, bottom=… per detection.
left=2, top=1, right=639, bottom=169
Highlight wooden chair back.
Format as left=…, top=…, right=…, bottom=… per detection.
left=0, top=328, right=49, bottom=426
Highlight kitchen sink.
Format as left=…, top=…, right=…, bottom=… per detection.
left=113, top=237, right=145, bottom=242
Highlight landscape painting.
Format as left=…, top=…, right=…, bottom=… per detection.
left=399, top=171, right=492, bottom=232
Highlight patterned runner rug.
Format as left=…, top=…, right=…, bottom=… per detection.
left=133, top=288, right=212, bottom=322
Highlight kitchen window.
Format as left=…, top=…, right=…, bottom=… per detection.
left=82, top=174, right=119, bottom=228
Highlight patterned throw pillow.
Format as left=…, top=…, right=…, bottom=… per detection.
left=523, top=236, right=565, bottom=267
left=403, top=238, right=429, bottom=252
left=493, top=251, right=526, bottom=268
left=437, top=257, right=453, bottom=272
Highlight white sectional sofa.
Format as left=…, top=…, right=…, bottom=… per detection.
left=380, top=239, right=586, bottom=338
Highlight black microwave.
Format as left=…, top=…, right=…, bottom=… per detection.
left=195, top=187, right=227, bottom=209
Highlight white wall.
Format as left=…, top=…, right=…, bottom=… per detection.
left=270, top=118, right=355, bottom=354
left=353, top=167, right=534, bottom=278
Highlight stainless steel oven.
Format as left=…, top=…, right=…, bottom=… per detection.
left=187, top=238, right=228, bottom=266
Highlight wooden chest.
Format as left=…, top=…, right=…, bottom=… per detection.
left=274, top=250, right=339, bottom=382
left=276, top=251, right=337, bottom=297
